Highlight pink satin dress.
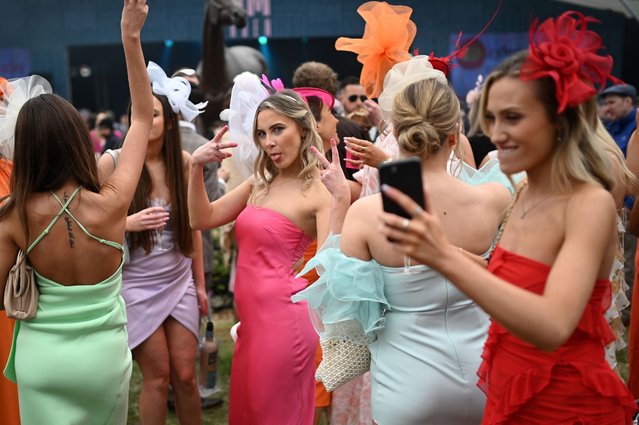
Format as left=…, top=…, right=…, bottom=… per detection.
left=229, top=205, right=317, bottom=425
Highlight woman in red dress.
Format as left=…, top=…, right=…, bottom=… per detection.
left=380, top=11, right=637, bottom=425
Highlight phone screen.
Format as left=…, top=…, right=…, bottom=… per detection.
left=378, top=157, right=425, bottom=219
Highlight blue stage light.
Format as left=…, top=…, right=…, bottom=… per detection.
left=258, top=35, right=268, bottom=45
left=164, top=39, right=174, bottom=48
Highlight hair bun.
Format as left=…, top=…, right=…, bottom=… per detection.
left=391, top=78, right=460, bottom=159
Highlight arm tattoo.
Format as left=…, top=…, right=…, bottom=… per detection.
left=63, top=191, right=76, bottom=248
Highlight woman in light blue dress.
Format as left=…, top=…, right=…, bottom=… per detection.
left=295, top=76, right=512, bottom=424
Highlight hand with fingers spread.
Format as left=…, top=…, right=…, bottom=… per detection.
left=379, top=184, right=457, bottom=269
left=311, top=138, right=350, bottom=200
left=125, top=206, right=170, bottom=232
left=191, top=125, right=238, bottom=166
left=345, top=137, right=391, bottom=168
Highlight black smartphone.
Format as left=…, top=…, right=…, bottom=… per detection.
left=378, top=157, right=425, bottom=218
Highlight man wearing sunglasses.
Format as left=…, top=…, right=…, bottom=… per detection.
left=338, top=76, right=368, bottom=116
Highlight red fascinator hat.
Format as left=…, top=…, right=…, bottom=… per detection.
left=426, top=0, right=502, bottom=78
left=520, top=11, right=620, bottom=113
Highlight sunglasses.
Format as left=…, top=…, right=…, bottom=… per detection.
left=348, top=94, right=368, bottom=103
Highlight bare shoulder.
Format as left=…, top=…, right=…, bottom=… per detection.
left=307, top=175, right=331, bottom=204
left=0, top=208, right=20, bottom=244
left=348, top=193, right=381, bottom=218
left=566, top=184, right=615, bottom=219
left=476, top=182, right=512, bottom=210
left=343, top=195, right=381, bottom=234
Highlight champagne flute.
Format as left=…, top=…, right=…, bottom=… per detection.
left=149, top=198, right=169, bottom=251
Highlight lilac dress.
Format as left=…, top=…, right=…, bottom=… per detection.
left=121, top=207, right=198, bottom=349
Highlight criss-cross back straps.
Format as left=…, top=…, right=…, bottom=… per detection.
left=27, top=186, right=123, bottom=255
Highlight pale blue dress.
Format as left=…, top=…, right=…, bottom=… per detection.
left=293, top=157, right=514, bottom=424
left=294, top=235, right=490, bottom=425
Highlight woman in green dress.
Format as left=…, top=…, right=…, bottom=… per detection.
left=0, top=1, right=153, bottom=424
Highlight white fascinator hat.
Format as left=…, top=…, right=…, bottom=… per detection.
left=377, top=55, right=447, bottom=122
left=0, top=75, right=52, bottom=159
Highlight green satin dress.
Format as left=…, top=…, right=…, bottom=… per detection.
left=3, top=187, right=132, bottom=425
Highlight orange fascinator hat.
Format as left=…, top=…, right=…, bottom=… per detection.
left=335, top=1, right=416, bottom=99
left=0, top=77, right=7, bottom=99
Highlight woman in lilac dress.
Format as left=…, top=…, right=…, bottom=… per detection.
left=99, top=63, right=208, bottom=425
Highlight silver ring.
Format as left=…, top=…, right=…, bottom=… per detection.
left=413, top=205, right=424, bottom=215
left=401, top=218, right=410, bottom=230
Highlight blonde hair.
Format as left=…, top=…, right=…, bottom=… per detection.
left=391, top=78, right=460, bottom=159
left=479, top=50, right=614, bottom=192
left=251, top=90, right=323, bottom=197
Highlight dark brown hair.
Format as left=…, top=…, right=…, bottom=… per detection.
left=0, top=93, right=100, bottom=240
left=292, top=61, right=339, bottom=95
left=127, top=94, right=193, bottom=256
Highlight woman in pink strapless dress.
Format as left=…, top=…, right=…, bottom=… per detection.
left=188, top=89, right=350, bottom=425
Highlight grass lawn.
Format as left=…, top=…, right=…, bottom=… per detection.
left=126, top=310, right=631, bottom=424
left=127, top=310, right=236, bottom=425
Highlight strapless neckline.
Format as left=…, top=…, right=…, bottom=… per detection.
left=246, top=204, right=314, bottom=241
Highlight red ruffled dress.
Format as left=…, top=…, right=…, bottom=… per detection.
left=479, top=245, right=637, bottom=424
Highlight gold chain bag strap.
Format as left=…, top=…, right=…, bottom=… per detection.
left=488, top=182, right=526, bottom=258
left=3, top=249, right=37, bottom=320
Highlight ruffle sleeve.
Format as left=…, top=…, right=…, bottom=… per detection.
left=457, top=158, right=525, bottom=192
left=292, top=233, right=389, bottom=339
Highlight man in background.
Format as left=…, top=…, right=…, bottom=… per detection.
left=292, top=62, right=371, bottom=181
left=600, top=84, right=637, bottom=156
left=601, top=84, right=639, bottom=324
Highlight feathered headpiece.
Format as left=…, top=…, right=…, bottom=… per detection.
left=335, top=1, right=416, bottom=98
left=520, top=11, right=620, bottom=112
left=426, top=0, right=502, bottom=77
left=0, top=75, right=52, bottom=159
left=377, top=56, right=447, bottom=121
left=147, top=61, right=207, bottom=122
left=220, top=72, right=337, bottom=178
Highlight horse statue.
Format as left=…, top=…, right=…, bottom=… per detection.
left=199, top=0, right=268, bottom=132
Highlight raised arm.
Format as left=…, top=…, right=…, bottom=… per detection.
left=312, top=139, right=351, bottom=247
left=99, top=0, right=152, bottom=211
left=187, top=126, right=245, bottom=229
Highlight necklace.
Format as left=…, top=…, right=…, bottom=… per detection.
left=269, top=177, right=298, bottom=189
left=519, top=187, right=555, bottom=219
